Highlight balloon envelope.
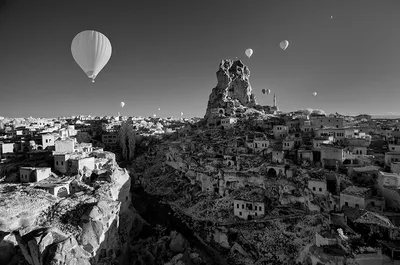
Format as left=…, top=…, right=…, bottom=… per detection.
left=181, top=112, right=184, bottom=116
left=245, top=48, right=253, bottom=58
left=266, top=89, right=271, bottom=94
left=262, top=89, right=266, bottom=94
left=120, top=102, right=125, bottom=108
left=71, top=30, right=112, bottom=82
left=280, top=40, right=289, bottom=51
left=313, top=92, right=317, bottom=96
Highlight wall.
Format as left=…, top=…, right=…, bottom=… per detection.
left=19, top=168, right=33, bottom=183
left=35, top=168, right=51, bottom=182
left=315, top=232, right=338, bottom=247
left=340, top=193, right=366, bottom=209
left=55, top=139, right=75, bottom=153
left=42, top=134, right=55, bottom=149
left=283, top=140, right=294, bottom=150
left=391, top=163, right=400, bottom=174
left=54, top=154, right=70, bottom=173
left=272, top=151, right=284, bottom=163
left=389, top=144, right=400, bottom=152
left=233, top=199, right=265, bottom=220
left=273, top=125, right=288, bottom=139
left=308, top=180, right=327, bottom=195
left=321, top=147, right=343, bottom=162
left=311, top=117, right=344, bottom=129
left=378, top=172, right=400, bottom=188
left=385, top=152, right=400, bottom=167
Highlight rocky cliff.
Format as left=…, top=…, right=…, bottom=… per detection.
left=204, top=59, right=258, bottom=122
left=0, top=165, right=144, bottom=265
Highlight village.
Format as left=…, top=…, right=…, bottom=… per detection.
left=135, top=102, right=400, bottom=264
left=1, top=105, right=400, bottom=264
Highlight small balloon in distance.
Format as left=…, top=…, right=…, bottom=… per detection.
left=280, top=40, right=289, bottom=51
left=245, top=48, right=253, bottom=58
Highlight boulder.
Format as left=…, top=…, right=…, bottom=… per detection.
left=169, top=231, right=188, bottom=254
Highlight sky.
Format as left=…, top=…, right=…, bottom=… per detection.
left=1, top=0, right=400, bottom=118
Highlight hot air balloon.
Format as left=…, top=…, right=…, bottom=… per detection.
left=158, top=108, right=161, bottom=111
left=120, top=102, right=125, bottom=108
left=181, top=112, right=184, bottom=116
left=245, top=49, right=253, bottom=58
left=71, top=30, right=112, bottom=83
left=279, top=40, right=289, bottom=51
left=153, top=114, right=157, bottom=118
left=330, top=16, right=333, bottom=19
left=262, top=89, right=266, bottom=94
left=312, top=92, right=317, bottom=97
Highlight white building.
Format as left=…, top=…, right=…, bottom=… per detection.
left=220, top=117, right=238, bottom=129
left=20, top=167, right=51, bottom=183
left=377, top=171, right=400, bottom=189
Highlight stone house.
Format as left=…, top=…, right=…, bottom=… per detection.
left=340, top=186, right=384, bottom=211
left=54, top=137, right=75, bottom=153
left=233, top=188, right=266, bottom=220
left=20, top=167, right=51, bottom=183
left=308, top=179, right=328, bottom=196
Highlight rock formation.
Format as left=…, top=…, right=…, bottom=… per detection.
left=204, top=59, right=258, bottom=122
left=0, top=165, right=144, bottom=265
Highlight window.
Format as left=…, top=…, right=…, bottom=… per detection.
left=355, top=204, right=359, bottom=208
left=319, top=188, right=322, bottom=192
left=345, top=202, right=349, bottom=206
left=313, top=187, right=316, bottom=191
left=61, top=161, right=64, bottom=166
left=371, top=201, right=375, bottom=206
left=242, top=204, right=244, bottom=209
left=259, top=206, right=262, bottom=211
left=56, top=161, right=59, bottom=165
left=237, top=204, right=239, bottom=208
left=239, top=212, right=242, bottom=216
left=255, top=212, right=257, bottom=216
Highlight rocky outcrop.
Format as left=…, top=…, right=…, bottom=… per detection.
left=204, top=59, right=258, bottom=122
left=0, top=165, right=143, bottom=265
left=14, top=227, right=91, bottom=265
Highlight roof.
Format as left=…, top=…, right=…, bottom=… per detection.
left=235, top=187, right=265, bottom=202
left=354, top=212, right=396, bottom=228
left=341, top=186, right=370, bottom=197
left=379, top=171, right=400, bottom=178
left=20, top=167, right=50, bottom=171
left=342, top=206, right=367, bottom=221
left=352, top=166, right=380, bottom=173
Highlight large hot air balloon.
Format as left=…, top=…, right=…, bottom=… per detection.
left=245, top=48, right=253, bottom=58
left=120, top=102, right=125, bottom=108
left=262, top=89, right=266, bottom=94
left=280, top=40, right=289, bottom=51
left=312, top=92, right=318, bottom=97
left=71, top=30, right=112, bottom=83
left=181, top=112, right=184, bottom=116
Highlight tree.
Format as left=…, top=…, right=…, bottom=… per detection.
left=118, top=122, right=136, bottom=161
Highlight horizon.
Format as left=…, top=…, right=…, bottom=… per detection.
left=1, top=0, right=400, bottom=118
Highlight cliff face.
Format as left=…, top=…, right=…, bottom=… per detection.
left=204, top=59, right=257, bottom=122
left=0, top=165, right=144, bottom=265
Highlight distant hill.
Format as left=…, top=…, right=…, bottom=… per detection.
left=371, top=114, right=400, bottom=119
